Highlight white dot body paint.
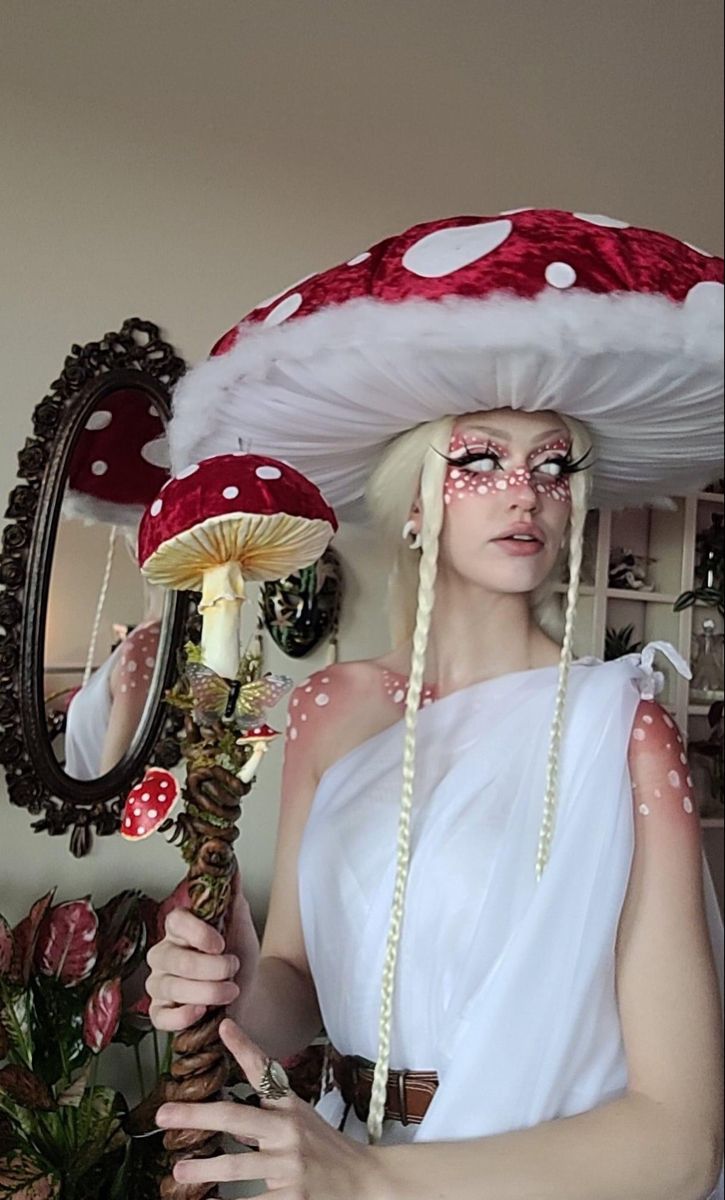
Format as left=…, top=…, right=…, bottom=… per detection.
left=683, top=796, right=694, bottom=813
left=632, top=728, right=645, bottom=740
left=315, top=693, right=330, bottom=707
left=668, top=770, right=681, bottom=787
left=638, top=804, right=650, bottom=816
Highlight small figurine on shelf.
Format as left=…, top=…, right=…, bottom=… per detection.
left=608, top=546, right=657, bottom=591
left=690, top=618, right=725, bottom=704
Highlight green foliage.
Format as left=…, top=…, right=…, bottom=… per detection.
left=604, top=623, right=642, bottom=661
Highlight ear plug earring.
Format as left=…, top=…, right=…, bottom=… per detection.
left=402, top=519, right=422, bottom=550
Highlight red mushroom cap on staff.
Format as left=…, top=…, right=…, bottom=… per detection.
left=235, top=723, right=280, bottom=783
left=236, top=722, right=279, bottom=744
left=137, top=453, right=337, bottom=679
left=120, top=768, right=180, bottom=841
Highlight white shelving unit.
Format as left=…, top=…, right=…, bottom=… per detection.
left=553, top=489, right=724, bottom=831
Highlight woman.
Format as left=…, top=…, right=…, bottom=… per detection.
left=149, top=210, right=724, bottom=1198
left=64, top=561, right=164, bottom=778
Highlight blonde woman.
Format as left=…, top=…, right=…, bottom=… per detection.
left=150, top=210, right=724, bottom=1198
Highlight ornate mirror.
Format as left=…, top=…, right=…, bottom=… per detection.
left=0, top=319, right=195, bottom=856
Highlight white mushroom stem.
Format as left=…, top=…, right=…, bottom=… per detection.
left=199, top=561, right=247, bottom=679
left=238, top=741, right=270, bottom=783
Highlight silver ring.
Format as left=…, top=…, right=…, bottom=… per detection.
left=257, top=1057, right=292, bottom=1100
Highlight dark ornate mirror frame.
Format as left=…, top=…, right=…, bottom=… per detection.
left=0, top=318, right=196, bottom=856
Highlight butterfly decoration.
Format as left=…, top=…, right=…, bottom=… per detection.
left=185, top=661, right=293, bottom=729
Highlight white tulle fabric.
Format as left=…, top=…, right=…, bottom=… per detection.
left=64, top=645, right=119, bottom=780
left=298, top=643, right=724, bottom=1196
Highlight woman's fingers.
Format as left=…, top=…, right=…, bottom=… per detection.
left=172, top=1150, right=292, bottom=1185
left=164, top=907, right=226, bottom=953
left=148, top=944, right=240, bottom=982
left=148, top=1001, right=206, bottom=1032
left=146, top=974, right=240, bottom=1007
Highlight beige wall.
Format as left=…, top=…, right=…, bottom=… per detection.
left=1, top=0, right=723, bottom=927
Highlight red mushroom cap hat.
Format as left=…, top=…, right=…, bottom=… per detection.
left=64, top=388, right=170, bottom=526
left=167, top=209, right=723, bottom=517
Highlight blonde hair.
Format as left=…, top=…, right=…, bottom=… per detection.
left=363, top=410, right=594, bottom=1144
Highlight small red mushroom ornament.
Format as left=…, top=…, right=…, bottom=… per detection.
left=236, top=722, right=280, bottom=783
left=121, top=768, right=180, bottom=841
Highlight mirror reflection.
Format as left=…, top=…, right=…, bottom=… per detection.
left=43, top=387, right=170, bottom=779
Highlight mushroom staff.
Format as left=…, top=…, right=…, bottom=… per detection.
left=136, top=451, right=338, bottom=1199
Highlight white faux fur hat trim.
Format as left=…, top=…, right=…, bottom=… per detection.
left=169, top=287, right=724, bottom=519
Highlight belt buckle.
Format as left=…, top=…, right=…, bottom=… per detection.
left=396, top=1068, right=409, bottom=1126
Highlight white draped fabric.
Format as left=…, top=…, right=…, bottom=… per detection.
left=298, top=643, right=724, bottom=1197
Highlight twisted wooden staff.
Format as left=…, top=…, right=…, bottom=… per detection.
left=159, top=720, right=251, bottom=1200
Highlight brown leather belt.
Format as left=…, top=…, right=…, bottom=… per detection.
left=328, top=1046, right=438, bottom=1128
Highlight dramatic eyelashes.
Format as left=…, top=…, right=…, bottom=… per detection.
left=433, top=442, right=595, bottom=476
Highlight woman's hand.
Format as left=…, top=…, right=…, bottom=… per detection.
left=146, top=873, right=260, bottom=1032
left=156, top=1017, right=383, bottom=1199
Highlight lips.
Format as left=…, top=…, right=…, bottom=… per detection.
left=492, top=524, right=545, bottom=544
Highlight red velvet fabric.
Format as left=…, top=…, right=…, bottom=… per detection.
left=210, top=209, right=723, bottom=356
left=138, top=452, right=338, bottom=564
left=68, top=387, right=167, bottom=507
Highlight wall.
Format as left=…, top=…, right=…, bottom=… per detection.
left=0, top=8, right=723, bottom=1185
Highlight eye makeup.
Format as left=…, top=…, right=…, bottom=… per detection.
left=442, top=432, right=575, bottom=505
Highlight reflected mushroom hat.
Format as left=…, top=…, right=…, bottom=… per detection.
left=167, top=209, right=724, bottom=513
left=63, top=389, right=170, bottom=526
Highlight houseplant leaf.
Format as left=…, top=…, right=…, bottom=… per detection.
left=0, top=1068, right=55, bottom=1114
left=82, top=979, right=122, bottom=1054
left=0, top=919, right=13, bottom=979
left=0, top=1151, right=59, bottom=1199
left=10, top=896, right=55, bottom=988
left=33, top=900, right=98, bottom=987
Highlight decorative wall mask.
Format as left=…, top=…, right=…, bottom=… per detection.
left=260, top=546, right=343, bottom=661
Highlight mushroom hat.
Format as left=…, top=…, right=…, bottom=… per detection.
left=64, top=388, right=169, bottom=526
left=168, top=209, right=724, bottom=515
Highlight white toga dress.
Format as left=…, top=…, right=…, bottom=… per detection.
left=298, top=642, right=724, bottom=1197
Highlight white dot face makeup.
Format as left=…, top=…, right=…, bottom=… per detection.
left=443, top=431, right=573, bottom=505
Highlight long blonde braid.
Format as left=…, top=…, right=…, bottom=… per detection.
left=534, top=418, right=592, bottom=880
left=366, top=418, right=453, bottom=1144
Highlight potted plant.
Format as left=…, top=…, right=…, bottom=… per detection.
left=0, top=883, right=189, bottom=1199
left=604, top=623, right=643, bottom=661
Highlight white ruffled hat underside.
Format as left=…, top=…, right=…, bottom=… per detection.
left=168, top=288, right=724, bottom=520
